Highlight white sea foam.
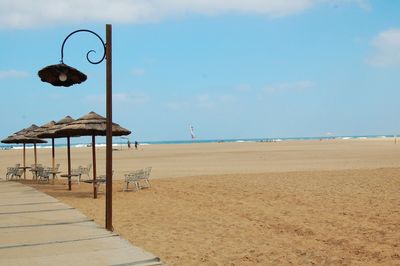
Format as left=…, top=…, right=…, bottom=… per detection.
left=74, top=144, right=89, bottom=148
left=96, top=144, right=106, bottom=147
left=39, top=145, right=52, bottom=149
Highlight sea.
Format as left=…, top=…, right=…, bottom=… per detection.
left=0, top=135, right=396, bottom=150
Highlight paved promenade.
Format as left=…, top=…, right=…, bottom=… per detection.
left=0, top=181, right=162, bottom=266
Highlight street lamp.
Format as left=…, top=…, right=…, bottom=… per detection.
left=38, top=24, right=114, bottom=231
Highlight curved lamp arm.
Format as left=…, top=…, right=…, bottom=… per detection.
left=61, top=29, right=106, bottom=65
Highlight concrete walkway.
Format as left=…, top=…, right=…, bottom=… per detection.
left=0, top=181, right=162, bottom=266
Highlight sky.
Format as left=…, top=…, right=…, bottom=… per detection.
left=1, top=0, right=400, bottom=142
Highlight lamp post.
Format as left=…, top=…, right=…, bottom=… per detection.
left=38, top=24, right=114, bottom=231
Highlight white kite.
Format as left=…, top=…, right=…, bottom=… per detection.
left=189, top=125, right=195, bottom=139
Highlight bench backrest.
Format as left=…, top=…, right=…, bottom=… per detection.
left=142, top=167, right=152, bottom=179
left=125, top=167, right=152, bottom=182
left=124, top=169, right=140, bottom=182
left=53, top=163, right=60, bottom=171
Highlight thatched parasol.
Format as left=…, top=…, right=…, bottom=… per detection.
left=1, top=124, right=47, bottom=179
left=55, top=111, right=131, bottom=198
left=13, top=124, right=40, bottom=136
left=37, top=116, right=75, bottom=190
left=27, top=121, right=56, bottom=138
left=37, top=116, right=75, bottom=139
left=1, top=134, right=45, bottom=144
left=27, top=121, right=57, bottom=174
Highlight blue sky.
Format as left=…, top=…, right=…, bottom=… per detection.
left=0, top=0, right=400, bottom=142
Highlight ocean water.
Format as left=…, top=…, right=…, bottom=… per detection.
left=0, top=135, right=396, bottom=150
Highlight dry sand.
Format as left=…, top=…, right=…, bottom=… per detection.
left=1, top=138, right=400, bottom=265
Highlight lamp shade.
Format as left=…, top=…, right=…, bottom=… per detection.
left=38, top=63, right=87, bottom=87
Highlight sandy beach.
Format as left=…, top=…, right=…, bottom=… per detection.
left=1, top=138, right=400, bottom=265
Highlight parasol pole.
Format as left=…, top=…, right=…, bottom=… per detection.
left=92, top=135, right=97, bottom=199
left=23, top=143, right=26, bottom=179
left=67, top=137, right=72, bottom=190
left=51, top=138, right=56, bottom=181
left=34, top=143, right=37, bottom=180
left=52, top=138, right=55, bottom=170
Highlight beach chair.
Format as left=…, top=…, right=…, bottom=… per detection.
left=50, top=163, right=61, bottom=179
left=123, top=167, right=152, bottom=191
left=30, top=164, right=43, bottom=179
left=123, top=170, right=142, bottom=192
left=6, top=167, right=13, bottom=180
left=37, top=167, right=50, bottom=183
left=6, top=164, right=22, bottom=180
left=71, top=167, right=83, bottom=184
left=80, top=164, right=92, bottom=179
left=6, top=164, right=20, bottom=179
left=16, top=168, right=23, bottom=179
left=139, top=167, right=152, bottom=188
left=6, top=167, right=16, bottom=180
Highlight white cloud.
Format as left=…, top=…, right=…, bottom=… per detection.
left=131, top=68, right=146, bottom=76
left=219, top=94, right=236, bottom=104
left=367, top=28, right=400, bottom=67
left=0, top=70, right=29, bottom=79
left=165, top=101, right=185, bottom=111
left=166, top=93, right=216, bottom=111
left=326, top=0, right=372, bottom=11
left=355, top=0, right=372, bottom=11
left=83, top=91, right=149, bottom=105
left=113, top=92, right=150, bottom=105
left=264, top=80, right=314, bottom=93
left=0, top=0, right=320, bottom=29
left=194, top=94, right=214, bottom=108
left=82, top=94, right=104, bottom=104
left=234, top=84, right=252, bottom=92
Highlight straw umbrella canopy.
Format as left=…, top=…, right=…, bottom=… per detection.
left=27, top=120, right=56, bottom=137
left=55, top=111, right=131, bottom=198
left=37, top=116, right=75, bottom=190
left=27, top=121, right=57, bottom=174
left=1, top=135, right=45, bottom=144
left=1, top=124, right=47, bottom=179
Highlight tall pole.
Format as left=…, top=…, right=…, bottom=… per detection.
left=34, top=143, right=37, bottom=179
left=51, top=138, right=56, bottom=180
left=52, top=138, right=55, bottom=170
left=105, top=24, right=113, bottom=231
left=23, top=143, right=26, bottom=179
left=67, top=137, right=72, bottom=191
left=92, top=135, right=97, bottom=199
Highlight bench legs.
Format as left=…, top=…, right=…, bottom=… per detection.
left=123, top=180, right=140, bottom=192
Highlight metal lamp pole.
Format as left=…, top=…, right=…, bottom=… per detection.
left=38, top=24, right=114, bottom=231
left=105, top=24, right=113, bottom=231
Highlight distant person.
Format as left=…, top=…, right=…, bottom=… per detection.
left=127, top=140, right=131, bottom=149
left=135, top=141, right=138, bottom=150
